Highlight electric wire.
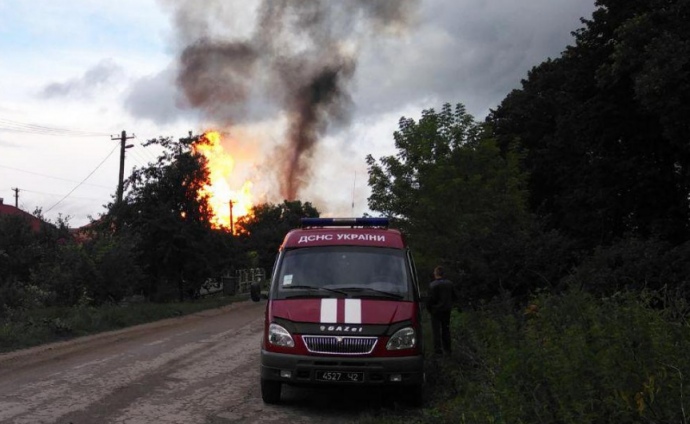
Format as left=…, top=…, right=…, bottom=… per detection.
left=129, top=149, right=150, bottom=168
left=139, top=145, right=159, bottom=162
left=20, top=188, right=108, bottom=202
left=0, top=118, right=109, bottom=137
left=0, top=164, right=112, bottom=189
left=45, top=144, right=119, bottom=212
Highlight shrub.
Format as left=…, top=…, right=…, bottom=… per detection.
left=574, top=237, right=690, bottom=297
left=426, top=288, right=690, bottom=423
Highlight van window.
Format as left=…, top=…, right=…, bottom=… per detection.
left=274, top=246, right=410, bottom=299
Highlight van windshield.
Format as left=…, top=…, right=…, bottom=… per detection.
left=274, top=246, right=410, bottom=300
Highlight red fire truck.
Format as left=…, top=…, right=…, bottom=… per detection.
left=250, top=217, right=424, bottom=405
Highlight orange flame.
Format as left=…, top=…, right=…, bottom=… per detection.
left=193, top=131, right=254, bottom=230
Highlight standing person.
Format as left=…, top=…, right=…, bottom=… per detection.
left=426, top=265, right=455, bottom=355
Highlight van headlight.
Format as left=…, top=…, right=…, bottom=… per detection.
left=268, top=323, right=295, bottom=348
left=386, top=327, right=416, bottom=350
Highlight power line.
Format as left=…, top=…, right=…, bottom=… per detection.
left=0, top=164, right=113, bottom=189
left=0, top=117, right=109, bottom=137
left=19, top=188, right=108, bottom=202
left=138, top=141, right=160, bottom=162
left=0, top=117, right=109, bottom=136
left=45, top=144, right=119, bottom=213
left=128, top=148, right=148, bottom=167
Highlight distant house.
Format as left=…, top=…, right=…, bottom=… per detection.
left=68, top=219, right=104, bottom=243
left=0, top=198, right=45, bottom=232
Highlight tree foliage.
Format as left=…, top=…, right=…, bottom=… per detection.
left=489, top=0, right=690, bottom=248
left=425, top=288, right=690, bottom=423
left=0, top=215, right=48, bottom=285
left=236, top=200, right=320, bottom=272
left=0, top=215, right=60, bottom=312
left=0, top=213, right=142, bottom=312
left=112, top=134, right=236, bottom=302
left=367, top=103, right=547, bottom=299
left=0, top=132, right=323, bottom=311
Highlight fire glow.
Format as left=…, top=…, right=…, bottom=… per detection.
left=193, top=131, right=254, bottom=230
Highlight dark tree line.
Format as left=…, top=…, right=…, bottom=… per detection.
left=367, top=0, right=690, bottom=301
left=367, top=104, right=575, bottom=301
left=490, top=0, right=690, bottom=247
left=236, top=200, right=319, bottom=272
left=102, top=134, right=320, bottom=303
left=3, top=0, right=689, bottom=314
left=0, top=133, right=319, bottom=314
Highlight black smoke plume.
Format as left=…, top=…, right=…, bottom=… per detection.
left=168, top=0, right=418, bottom=200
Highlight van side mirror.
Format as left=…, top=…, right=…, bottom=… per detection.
left=250, top=281, right=262, bottom=302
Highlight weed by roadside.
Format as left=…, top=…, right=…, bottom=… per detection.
left=359, top=288, right=690, bottom=424
left=0, top=295, right=240, bottom=354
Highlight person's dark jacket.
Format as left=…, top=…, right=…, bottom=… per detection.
left=426, top=278, right=455, bottom=314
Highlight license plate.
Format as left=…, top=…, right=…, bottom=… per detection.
left=315, top=370, right=364, bottom=382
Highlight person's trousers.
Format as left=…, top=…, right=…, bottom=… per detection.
left=430, top=310, right=451, bottom=354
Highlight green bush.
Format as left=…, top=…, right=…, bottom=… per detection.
left=0, top=295, right=238, bottom=353
left=575, top=237, right=690, bottom=298
left=427, top=288, right=690, bottom=424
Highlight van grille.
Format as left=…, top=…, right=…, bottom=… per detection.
left=303, top=335, right=378, bottom=355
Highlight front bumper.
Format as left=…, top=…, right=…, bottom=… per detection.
left=260, top=350, right=424, bottom=387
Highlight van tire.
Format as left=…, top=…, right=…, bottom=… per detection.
left=261, top=379, right=282, bottom=404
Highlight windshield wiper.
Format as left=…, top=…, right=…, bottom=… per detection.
left=339, top=287, right=404, bottom=300
left=283, top=285, right=347, bottom=297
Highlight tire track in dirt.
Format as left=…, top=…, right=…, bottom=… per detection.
left=0, top=301, right=391, bottom=424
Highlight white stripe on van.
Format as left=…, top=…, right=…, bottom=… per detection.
left=344, top=299, right=362, bottom=323
left=320, top=298, right=337, bottom=323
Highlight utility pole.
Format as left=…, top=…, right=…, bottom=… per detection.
left=178, top=131, right=194, bottom=157
left=11, top=187, right=19, bottom=208
left=111, top=130, right=135, bottom=205
left=229, top=200, right=234, bottom=235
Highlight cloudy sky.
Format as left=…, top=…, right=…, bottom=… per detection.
left=0, top=0, right=596, bottom=228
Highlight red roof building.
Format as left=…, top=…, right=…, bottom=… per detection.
left=0, top=198, right=45, bottom=232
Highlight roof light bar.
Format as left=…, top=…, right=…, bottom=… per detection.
left=301, top=217, right=389, bottom=228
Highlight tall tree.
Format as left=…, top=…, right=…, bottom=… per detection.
left=490, top=0, right=690, bottom=247
left=236, top=200, right=320, bottom=272
left=113, top=135, right=234, bottom=301
left=367, top=103, right=534, bottom=298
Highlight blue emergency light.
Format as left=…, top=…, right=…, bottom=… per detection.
left=301, top=217, right=389, bottom=228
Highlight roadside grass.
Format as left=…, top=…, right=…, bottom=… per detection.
left=359, top=287, right=690, bottom=423
left=5, top=286, right=690, bottom=423
left=0, top=295, right=241, bottom=354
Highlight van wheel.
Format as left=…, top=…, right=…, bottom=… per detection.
left=261, top=379, right=282, bottom=404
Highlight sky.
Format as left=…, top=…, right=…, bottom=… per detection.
left=0, top=0, right=597, bottom=228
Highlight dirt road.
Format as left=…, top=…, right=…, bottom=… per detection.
left=0, top=300, right=394, bottom=424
